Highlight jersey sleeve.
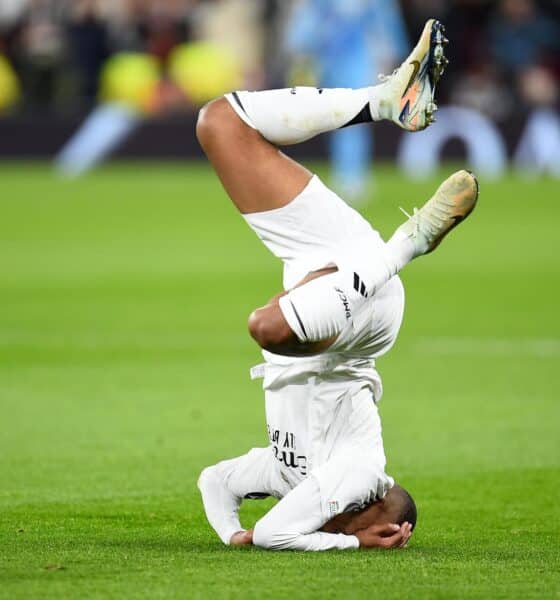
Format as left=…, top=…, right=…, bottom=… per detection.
left=252, top=475, right=360, bottom=551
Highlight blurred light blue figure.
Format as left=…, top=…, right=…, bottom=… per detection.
left=56, top=104, right=140, bottom=177
left=285, top=0, right=407, bottom=204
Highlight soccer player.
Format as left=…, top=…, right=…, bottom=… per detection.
left=285, top=0, right=409, bottom=203
left=196, top=20, right=478, bottom=551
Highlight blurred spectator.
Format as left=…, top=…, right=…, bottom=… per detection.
left=489, top=0, right=560, bottom=74
left=0, top=0, right=558, bottom=120
left=0, top=0, right=28, bottom=32
left=285, top=0, right=408, bottom=203
left=450, top=65, right=514, bottom=122
left=194, top=0, right=265, bottom=88
left=518, top=64, right=558, bottom=108
left=515, top=65, right=560, bottom=176
left=67, top=1, right=110, bottom=104
left=139, top=0, right=191, bottom=62
left=13, top=0, right=66, bottom=111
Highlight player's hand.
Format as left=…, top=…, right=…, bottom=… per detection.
left=355, top=522, right=412, bottom=550
left=229, top=529, right=254, bottom=546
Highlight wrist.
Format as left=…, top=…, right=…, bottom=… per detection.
left=229, top=529, right=253, bottom=546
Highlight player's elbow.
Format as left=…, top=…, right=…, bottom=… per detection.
left=197, top=465, right=216, bottom=489
left=253, top=521, right=295, bottom=551
left=252, top=521, right=273, bottom=549
left=248, top=307, right=293, bottom=352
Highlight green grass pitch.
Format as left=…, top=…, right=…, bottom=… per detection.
left=0, top=163, right=558, bottom=599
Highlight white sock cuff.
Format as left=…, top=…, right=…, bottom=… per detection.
left=224, top=92, right=257, bottom=129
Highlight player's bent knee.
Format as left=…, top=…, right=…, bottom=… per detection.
left=248, top=307, right=294, bottom=352
left=196, top=97, right=240, bottom=151
left=196, top=100, right=220, bottom=149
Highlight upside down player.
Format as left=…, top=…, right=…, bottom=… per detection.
left=196, top=20, right=479, bottom=551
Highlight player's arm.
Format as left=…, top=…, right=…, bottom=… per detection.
left=198, top=464, right=245, bottom=545
left=232, top=522, right=412, bottom=550
left=249, top=474, right=411, bottom=552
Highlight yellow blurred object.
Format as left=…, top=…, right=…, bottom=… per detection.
left=0, top=55, right=20, bottom=112
left=100, top=53, right=160, bottom=114
left=287, top=59, right=318, bottom=89
left=168, top=42, right=243, bottom=106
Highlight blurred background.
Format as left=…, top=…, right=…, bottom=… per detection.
left=0, top=0, right=558, bottom=191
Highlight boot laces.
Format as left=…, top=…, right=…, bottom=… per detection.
left=399, top=202, right=448, bottom=241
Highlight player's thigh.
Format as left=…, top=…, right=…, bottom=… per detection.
left=196, top=97, right=312, bottom=214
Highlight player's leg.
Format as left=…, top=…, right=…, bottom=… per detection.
left=196, top=19, right=447, bottom=215
left=248, top=170, right=479, bottom=356
left=197, top=20, right=454, bottom=356
left=196, top=97, right=313, bottom=215
left=226, top=18, right=447, bottom=146
left=195, top=83, right=396, bottom=216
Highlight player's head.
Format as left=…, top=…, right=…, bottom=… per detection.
left=321, top=484, right=417, bottom=535
left=372, top=484, right=417, bottom=530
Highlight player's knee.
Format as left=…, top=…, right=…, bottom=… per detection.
left=196, top=97, right=237, bottom=151
left=248, top=307, right=293, bottom=351
left=196, top=100, right=219, bottom=149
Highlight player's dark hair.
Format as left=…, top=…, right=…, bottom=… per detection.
left=392, top=485, right=418, bottom=531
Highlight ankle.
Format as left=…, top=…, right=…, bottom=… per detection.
left=368, top=83, right=390, bottom=121
left=386, top=229, right=417, bottom=270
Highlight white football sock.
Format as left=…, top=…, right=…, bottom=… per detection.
left=225, top=85, right=386, bottom=146
left=385, top=229, right=417, bottom=272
